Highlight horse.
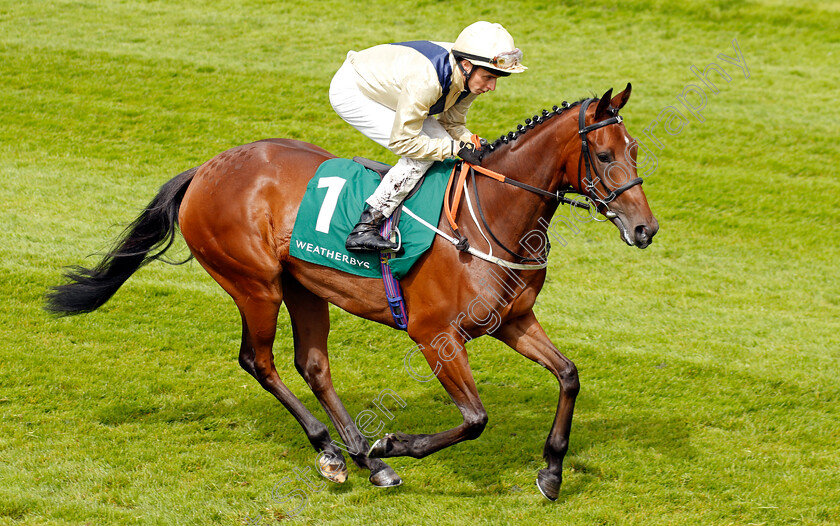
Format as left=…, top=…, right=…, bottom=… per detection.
left=46, top=83, right=658, bottom=501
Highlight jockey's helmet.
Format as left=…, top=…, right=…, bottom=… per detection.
left=452, top=21, right=527, bottom=76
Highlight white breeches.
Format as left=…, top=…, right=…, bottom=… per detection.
left=329, top=58, right=450, bottom=217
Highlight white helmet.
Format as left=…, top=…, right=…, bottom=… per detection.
left=452, top=21, right=527, bottom=75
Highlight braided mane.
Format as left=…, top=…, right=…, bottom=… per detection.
left=483, top=97, right=592, bottom=156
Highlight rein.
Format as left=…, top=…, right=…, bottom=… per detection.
left=439, top=99, right=642, bottom=266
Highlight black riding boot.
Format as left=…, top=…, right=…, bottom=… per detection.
left=345, top=207, right=399, bottom=252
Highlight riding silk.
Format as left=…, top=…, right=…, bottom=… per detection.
left=345, top=40, right=477, bottom=160
left=289, top=158, right=454, bottom=278
left=391, top=41, right=472, bottom=115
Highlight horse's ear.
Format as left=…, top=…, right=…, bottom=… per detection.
left=610, top=82, right=632, bottom=111
left=594, top=88, right=613, bottom=120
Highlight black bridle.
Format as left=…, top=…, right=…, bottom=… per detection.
left=576, top=97, right=644, bottom=211
left=458, top=98, right=643, bottom=263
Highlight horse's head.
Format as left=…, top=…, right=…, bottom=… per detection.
left=571, top=83, right=659, bottom=248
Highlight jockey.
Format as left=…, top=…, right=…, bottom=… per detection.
left=329, top=21, right=527, bottom=253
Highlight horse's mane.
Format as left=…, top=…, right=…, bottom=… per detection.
left=484, top=97, right=592, bottom=156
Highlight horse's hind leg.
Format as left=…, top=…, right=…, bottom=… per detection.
left=282, top=273, right=402, bottom=488
left=200, top=262, right=346, bottom=478
left=236, top=292, right=342, bottom=450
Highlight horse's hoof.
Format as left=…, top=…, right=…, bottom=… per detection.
left=536, top=469, right=561, bottom=501
left=369, top=466, right=402, bottom=488
left=317, top=453, right=348, bottom=484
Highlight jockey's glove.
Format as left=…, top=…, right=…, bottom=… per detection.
left=457, top=141, right=482, bottom=165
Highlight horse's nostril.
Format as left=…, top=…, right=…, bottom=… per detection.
left=635, top=225, right=649, bottom=243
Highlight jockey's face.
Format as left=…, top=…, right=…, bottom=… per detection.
left=461, top=61, right=499, bottom=95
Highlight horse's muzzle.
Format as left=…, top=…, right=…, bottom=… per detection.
left=610, top=213, right=658, bottom=249
left=633, top=221, right=658, bottom=249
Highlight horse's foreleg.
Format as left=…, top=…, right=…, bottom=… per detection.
left=368, top=328, right=488, bottom=459
left=491, top=309, right=579, bottom=501
left=282, top=274, right=401, bottom=487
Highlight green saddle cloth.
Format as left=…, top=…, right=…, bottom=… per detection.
left=290, top=158, right=454, bottom=279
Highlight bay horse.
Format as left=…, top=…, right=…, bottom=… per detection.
left=46, top=84, right=658, bottom=501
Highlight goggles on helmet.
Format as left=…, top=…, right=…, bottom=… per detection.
left=488, top=49, right=523, bottom=70
left=454, top=48, right=525, bottom=72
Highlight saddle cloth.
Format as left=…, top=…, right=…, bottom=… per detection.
left=289, top=158, right=454, bottom=279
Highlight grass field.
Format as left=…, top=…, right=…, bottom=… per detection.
left=2, top=0, right=839, bottom=524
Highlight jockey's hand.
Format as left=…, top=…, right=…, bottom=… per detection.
left=457, top=141, right=482, bottom=165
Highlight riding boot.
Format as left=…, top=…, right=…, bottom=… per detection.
left=345, top=207, right=399, bottom=253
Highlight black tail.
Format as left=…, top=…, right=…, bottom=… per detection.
left=45, top=167, right=199, bottom=316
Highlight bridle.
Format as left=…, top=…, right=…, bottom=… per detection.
left=576, top=97, right=644, bottom=212
left=448, top=98, right=643, bottom=264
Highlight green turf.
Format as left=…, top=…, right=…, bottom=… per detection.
left=1, top=1, right=839, bottom=524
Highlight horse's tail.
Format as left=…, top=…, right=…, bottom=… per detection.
left=45, top=166, right=199, bottom=316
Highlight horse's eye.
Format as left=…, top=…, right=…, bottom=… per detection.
left=597, top=153, right=611, bottom=163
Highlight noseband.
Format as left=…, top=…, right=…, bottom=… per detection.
left=576, top=98, right=644, bottom=211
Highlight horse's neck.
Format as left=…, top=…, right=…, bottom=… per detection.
left=472, top=114, right=577, bottom=251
